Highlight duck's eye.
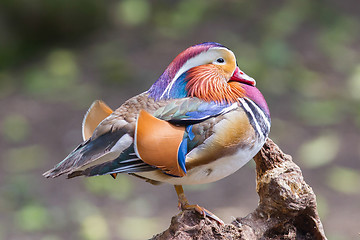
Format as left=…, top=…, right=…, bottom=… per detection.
left=216, top=58, right=225, bottom=63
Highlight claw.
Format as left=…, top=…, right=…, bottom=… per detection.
left=174, top=185, right=224, bottom=225
left=201, top=207, right=224, bottom=225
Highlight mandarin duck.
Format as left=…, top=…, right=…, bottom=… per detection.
left=44, top=42, right=271, bottom=224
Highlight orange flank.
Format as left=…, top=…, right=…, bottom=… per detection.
left=135, top=110, right=186, bottom=177
left=110, top=173, right=118, bottom=179
left=185, top=109, right=255, bottom=170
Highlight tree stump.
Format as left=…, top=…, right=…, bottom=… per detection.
left=150, top=138, right=327, bottom=240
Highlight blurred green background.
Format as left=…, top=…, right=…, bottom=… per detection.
left=1, top=0, right=359, bottom=239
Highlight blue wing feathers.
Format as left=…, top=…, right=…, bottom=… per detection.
left=177, top=139, right=187, bottom=174
left=186, top=125, right=195, bottom=140
left=175, top=124, right=197, bottom=175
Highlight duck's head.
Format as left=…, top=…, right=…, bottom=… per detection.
left=149, top=42, right=256, bottom=104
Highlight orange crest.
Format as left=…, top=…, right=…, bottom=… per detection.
left=185, top=65, right=246, bottom=104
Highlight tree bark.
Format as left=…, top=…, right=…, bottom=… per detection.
left=150, top=138, right=327, bottom=240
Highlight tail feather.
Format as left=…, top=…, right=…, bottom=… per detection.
left=66, top=144, right=156, bottom=178
left=43, top=130, right=127, bottom=178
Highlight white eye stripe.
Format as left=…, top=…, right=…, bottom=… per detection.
left=160, top=47, right=235, bottom=99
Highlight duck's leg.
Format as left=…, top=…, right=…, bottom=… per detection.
left=174, top=185, right=224, bottom=225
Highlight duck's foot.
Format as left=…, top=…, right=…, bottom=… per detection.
left=174, top=185, right=224, bottom=225
left=178, top=203, right=225, bottom=225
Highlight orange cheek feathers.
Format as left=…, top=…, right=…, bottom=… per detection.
left=185, top=65, right=245, bottom=104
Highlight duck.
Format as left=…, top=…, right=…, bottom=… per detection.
left=44, top=42, right=271, bottom=224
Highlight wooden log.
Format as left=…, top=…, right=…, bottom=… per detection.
left=151, top=138, right=327, bottom=240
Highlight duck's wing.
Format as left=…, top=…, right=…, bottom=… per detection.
left=43, top=97, right=237, bottom=179
left=43, top=95, right=156, bottom=179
